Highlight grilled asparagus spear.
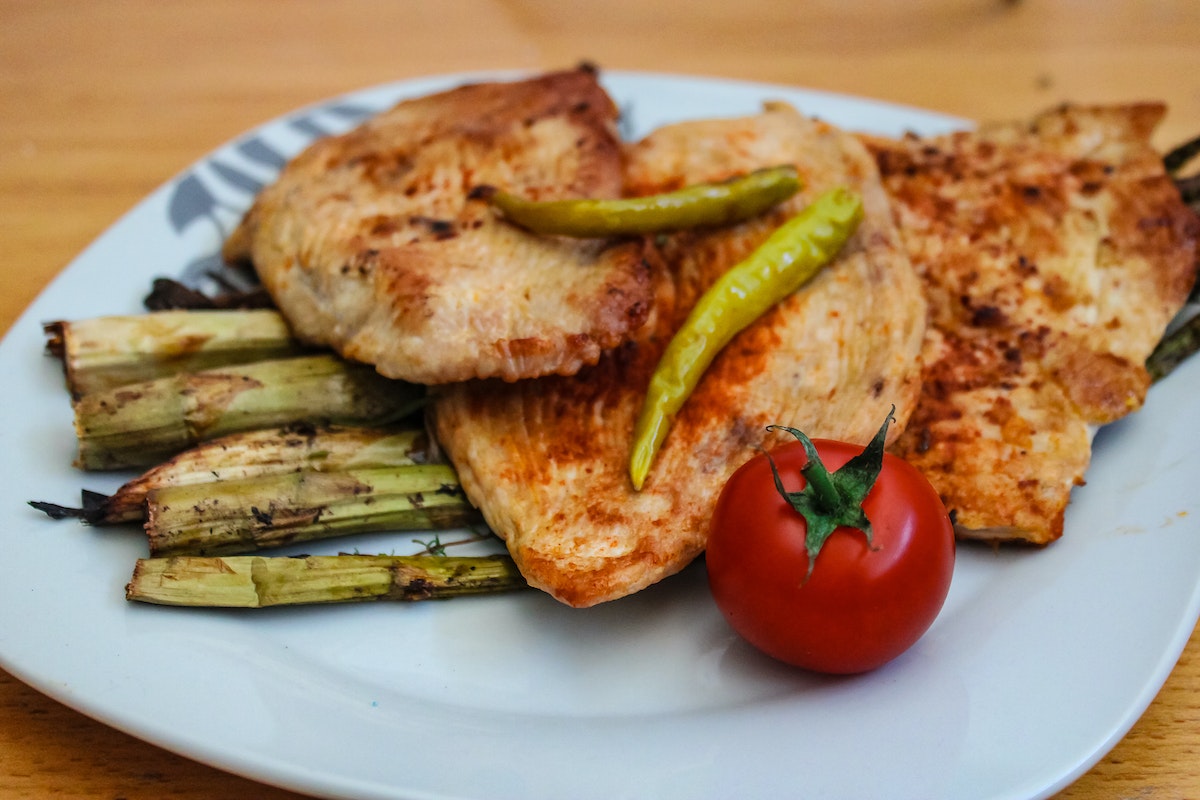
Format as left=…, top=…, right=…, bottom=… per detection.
left=145, top=463, right=478, bottom=556
left=72, top=354, right=424, bottom=470
left=33, top=424, right=434, bottom=525
left=126, top=554, right=526, bottom=607
left=1148, top=310, right=1200, bottom=382
left=45, top=309, right=303, bottom=398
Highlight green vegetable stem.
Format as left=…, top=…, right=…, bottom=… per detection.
left=765, top=407, right=894, bottom=581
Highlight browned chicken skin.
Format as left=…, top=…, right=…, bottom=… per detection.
left=225, top=67, right=652, bottom=385
left=433, top=104, right=926, bottom=606
left=867, top=103, right=1198, bottom=544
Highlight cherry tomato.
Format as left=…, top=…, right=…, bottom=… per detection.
left=706, top=431, right=955, bottom=674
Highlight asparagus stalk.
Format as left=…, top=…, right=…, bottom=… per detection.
left=45, top=309, right=303, bottom=398
left=126, top=554, right=526, bottom=607
left=32, top=424, right=434, bottom=525
left=1164, top=131, right=1200, bottom=176
left=72, top=354, right=424, bottom=470
left=145, top=463, right=478, bottom=556
left=1148, top=309, right=1200, bottom=382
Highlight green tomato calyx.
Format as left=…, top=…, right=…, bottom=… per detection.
left=764, top=406, right=895, bottom=581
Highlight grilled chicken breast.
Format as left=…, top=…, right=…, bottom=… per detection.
left=432, top=103, right=926, bottom=607
left=868, top=103, right=1198, bottom=544
left=224, top=67, right=652, bottom=384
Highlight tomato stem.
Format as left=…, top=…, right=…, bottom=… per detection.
left=765, top=407, right=895, bottom=580
left=798, top=449, right=840, bottom=513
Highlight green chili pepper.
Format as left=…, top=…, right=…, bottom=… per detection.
left=628, top=186, right=865, bottom=491
left=487, top=165, right=801, bottom=238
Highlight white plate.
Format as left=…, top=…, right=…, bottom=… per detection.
left=2, top=71, right=1198, bottom=800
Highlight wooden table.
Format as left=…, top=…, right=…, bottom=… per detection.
left=2, top=1, right=1198, bottom=797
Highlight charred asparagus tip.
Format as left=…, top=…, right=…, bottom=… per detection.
left=28, top=490, right=114, bottom=523
left=1148, top=310, right=1200, bottom=383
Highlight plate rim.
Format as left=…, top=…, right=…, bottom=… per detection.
left=1, top=68, right=1196, bottom=800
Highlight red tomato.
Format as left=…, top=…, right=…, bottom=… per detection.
left=706, top=437, right=955, bottom=674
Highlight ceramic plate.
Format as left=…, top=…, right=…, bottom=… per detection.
left=1, top=71, right=1198, bottom=800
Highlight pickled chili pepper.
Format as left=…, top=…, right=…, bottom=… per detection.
left=486, top=165, right=801, bottom=237
left=628, top=186, right=864, bottom=491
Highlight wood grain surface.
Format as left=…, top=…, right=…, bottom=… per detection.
left=2, top=1, right=1198, bottom=798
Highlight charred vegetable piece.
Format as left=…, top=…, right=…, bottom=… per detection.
left=1164, top=131, right=1200, bottom=176
left=1175, top=174, right=1200, bottom=211
left=126, top=554, right=526, bottom=607
left=1166, top=132, right=1200, bottom=213
left=1148, top=312, right=1200, bottom=382
left=45, top=309, right=302, bottom=398
left=72, top=354, right=424, bottom=470
left=486, top=165, right=801, bottom=237
left=144, top=464, right=477, bottom=557
left=31, top=424, right=432, bottom=525
left=629, top=186, right=864, bottom=490
left=142, top=277, right=274, bottom=311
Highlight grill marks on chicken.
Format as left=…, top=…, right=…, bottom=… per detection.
left=223, top=67, right=652, bottom=384
left=868, top=103, right=1198, bottom=544
left=432, top=104, right=926, bottom=606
